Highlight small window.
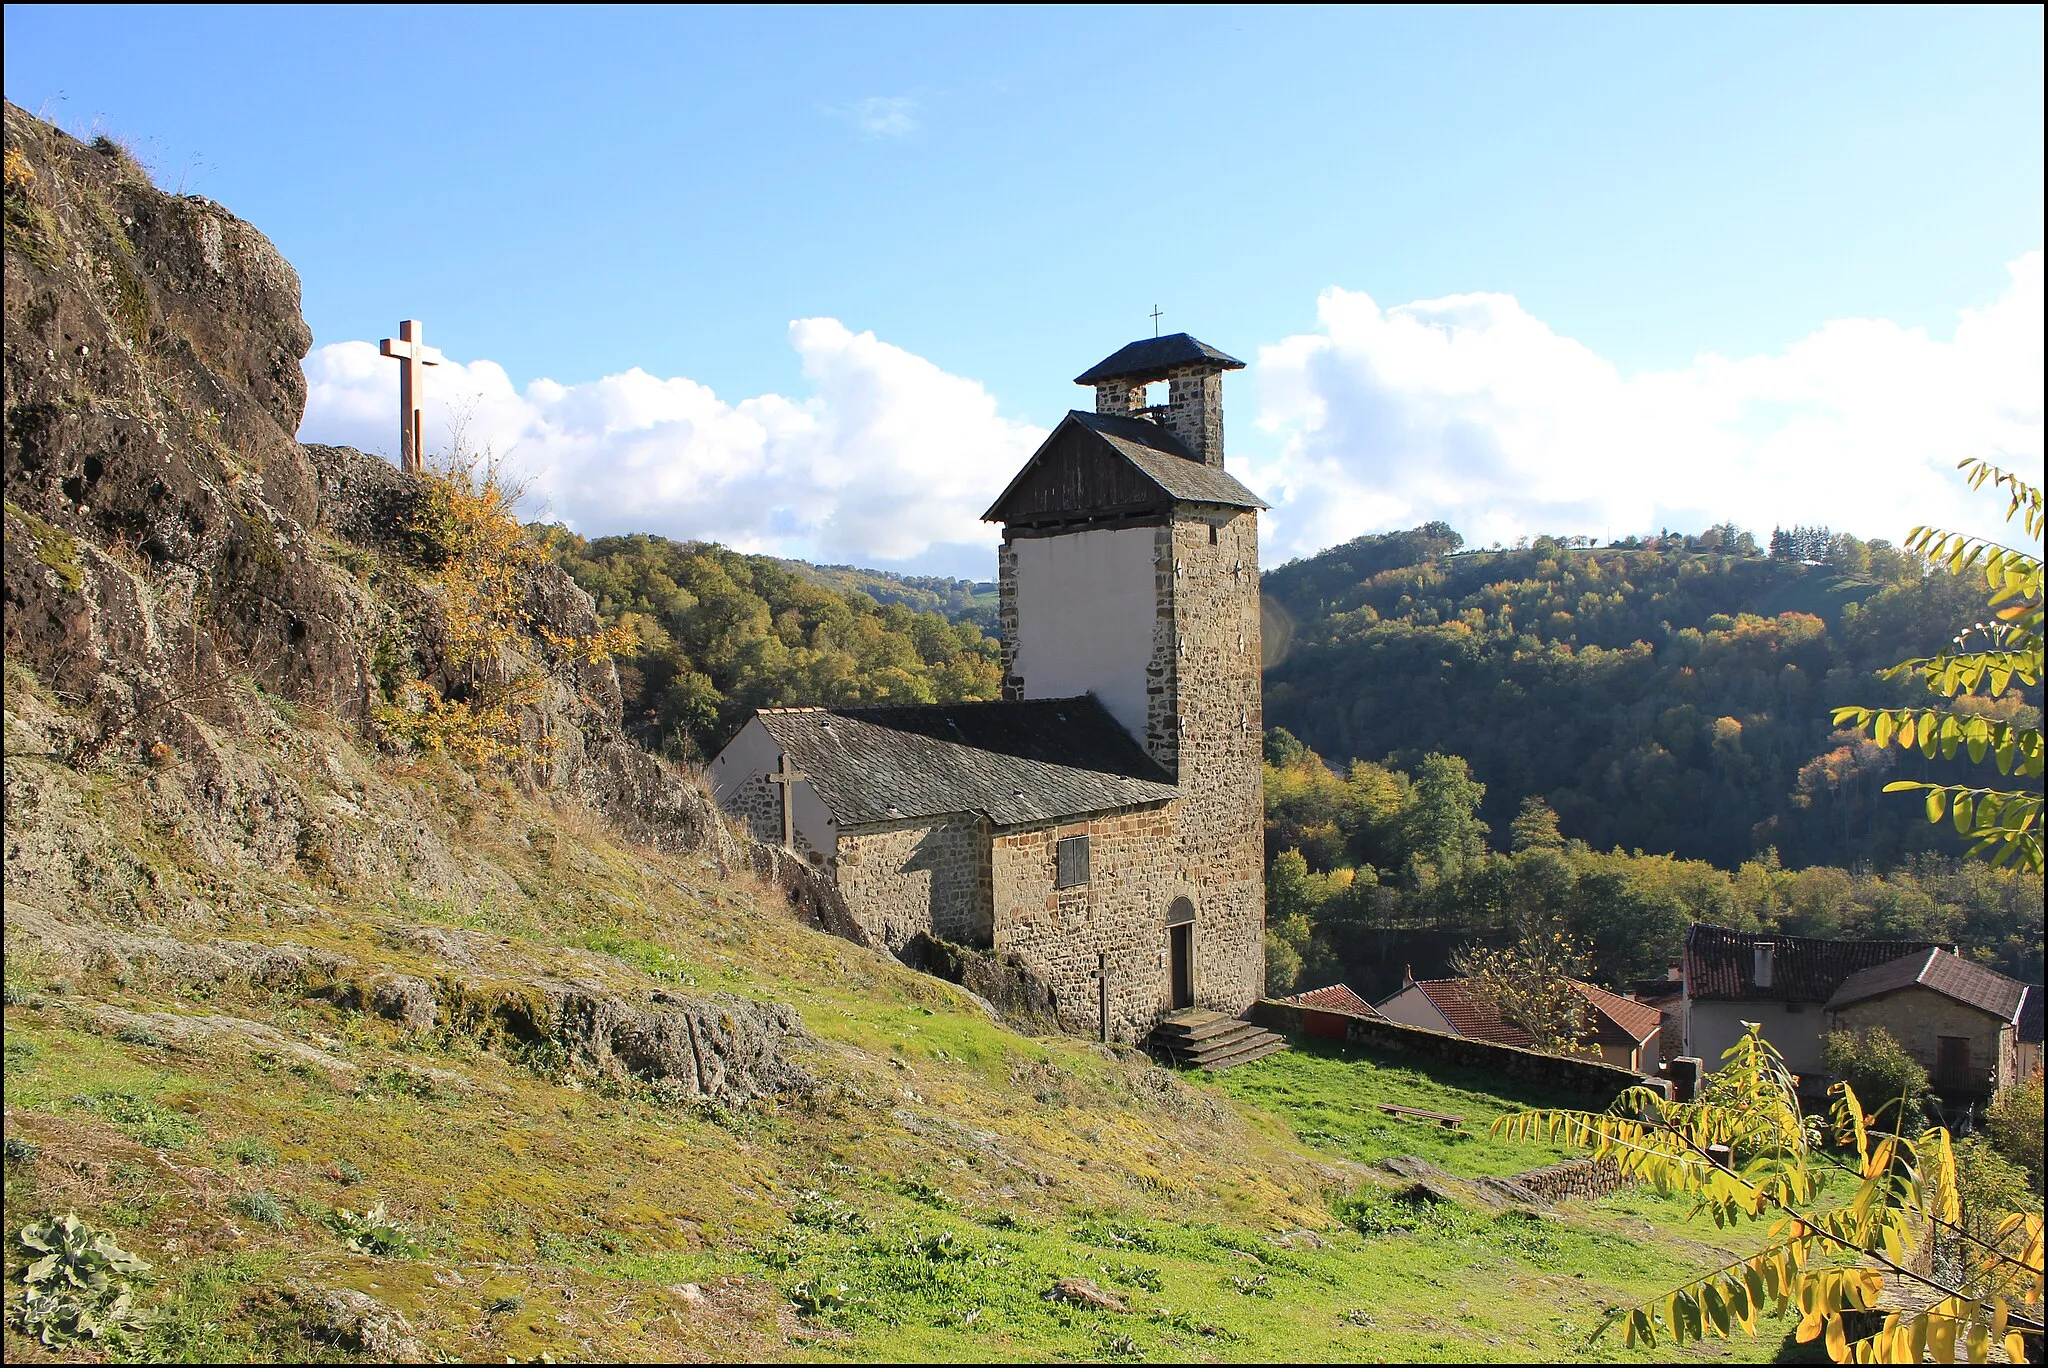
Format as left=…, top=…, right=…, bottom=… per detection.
left=1055, top=835, right=1091, bottom=889
left=1208, top=524, right=1220, bottom=545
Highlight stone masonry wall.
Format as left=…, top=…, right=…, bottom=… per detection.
left=1163, top=507, right=1267, bottom=1019
left=992, top=804, right=1190, bottom=1042
left=1163, top=365, right=1224, bottom=468
left=834, top=815, right=992, bottom=953
left=1830, top=989, right=2016, bottom=1094
left=1251, top=999, right=1648, bottom=1102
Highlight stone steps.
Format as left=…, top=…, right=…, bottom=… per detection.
left=1150, top=1010, right=1288, bottom=1072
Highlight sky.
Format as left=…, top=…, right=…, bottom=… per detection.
left=6, top=5, right=2042, bottom=576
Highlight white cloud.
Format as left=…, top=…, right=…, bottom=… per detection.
left=828, top=95, right=919, bottom=139
left=1245, top=252, right=2044, bottom=559
left=301, top=257, right=2043, bottom=577
left=298, top=319, right=1042, bottom=569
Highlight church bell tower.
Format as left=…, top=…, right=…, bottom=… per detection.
left=980, top=332, right=1268, bottom=1015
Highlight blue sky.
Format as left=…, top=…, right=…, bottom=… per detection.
left=6, top=5, right=2042, bottom=574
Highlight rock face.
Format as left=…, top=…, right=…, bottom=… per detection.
left=2, top=101, right=731, bottom=856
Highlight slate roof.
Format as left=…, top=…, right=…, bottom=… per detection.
left=1392, top=978, right=1658, bottom=1050
left=2020, top=985, right=2043, bottom=1045
left=1683, top=923, right=1941, bottom=1004
left=754, top=696, right=1176, bottom=829
left=980, top=411, right=1266, bottom=525
left=1074, top=333, right=1246, bottom=384
left=1281, top=983, right=1382, bottom=1018
left=1077, top=412, right=1268, bottom=507
left=1826, top=948, right=2029, bottom=1023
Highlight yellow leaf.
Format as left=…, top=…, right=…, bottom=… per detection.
left=1826, top=1314, right=1848, bottom=1362
left=1798, top=1309, right=1826, bottom=1343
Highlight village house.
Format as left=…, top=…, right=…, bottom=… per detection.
left=710, top=334, right=1270, bottom=1047
left=1823, top=946, right=2031, bottom=1099
left=1680, top=923, right=1939, bottom=1084
left=1374, top=972, right=1664, bottom=1071
left=1681, top=923, right=2034, bottom=1101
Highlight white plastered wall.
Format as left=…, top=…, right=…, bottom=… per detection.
left=1376, top=984, right=1456, bottom=1035
left=708, top=717, right=839, bottom=862
left=1010, top=525, right=1158, bottom=739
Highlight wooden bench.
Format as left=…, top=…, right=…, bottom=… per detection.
left=1378, top=1103, right=1465, bottom=1129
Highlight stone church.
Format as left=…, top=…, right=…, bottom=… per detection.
left=710, top=334, right=1267, bottom=1044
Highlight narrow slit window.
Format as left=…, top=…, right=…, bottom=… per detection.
left=1055, top=835, right=1091, bottom=889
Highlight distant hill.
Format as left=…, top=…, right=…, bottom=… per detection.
left=779, top=560, right=999, bottom=629
left=1259, top=525, right=2026, bottom=870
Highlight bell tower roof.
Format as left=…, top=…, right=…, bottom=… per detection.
left=1073, top=333, right=1245, bottom=385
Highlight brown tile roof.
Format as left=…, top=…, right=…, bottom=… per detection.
left=1281, top=983, right=1382, bottom=1018
left=1684, top=923, right=1941, bottom=1004
left=1402, top=977, right=1658, bottom=1051
left=756, top=697, right=1176, bottom=829
left=1826, top=948, right=2029, bottom=1022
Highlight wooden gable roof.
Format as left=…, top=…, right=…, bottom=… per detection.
left=982, top=411, right=1265, bottom=531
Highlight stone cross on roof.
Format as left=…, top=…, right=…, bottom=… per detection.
left=765, top=749, right=807, bottom=851
left=379, top=319, right=443, bottom=475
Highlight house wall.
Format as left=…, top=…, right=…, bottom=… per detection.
left=1829, top=988, right=2015, bottom=1094
left=708, top=717, right=838, bottom=864
left=992, top=803, right=1208, bottom=1042
left=1007, top=525, right=1159, bottom=741
left=1375, top=984, right=1456, bottom=1034
left=834, top=815, right=993, bottom=952
left=1689, top=1000, right=1828, bottom=1081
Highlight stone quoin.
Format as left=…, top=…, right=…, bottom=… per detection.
left=709, top=333, right=1268, bottom=1043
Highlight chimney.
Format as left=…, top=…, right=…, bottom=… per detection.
left=1402, top=964, right=1415, bottom=988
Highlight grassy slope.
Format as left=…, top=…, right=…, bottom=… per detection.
left=4, top=695, right=1796, bottom=1363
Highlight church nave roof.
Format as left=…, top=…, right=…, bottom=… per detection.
left=756, top=696, right=1176, bottom=829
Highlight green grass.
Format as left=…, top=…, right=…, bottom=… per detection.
left=1209, top=1038, right=1589, bottom=1176
left=3, top=707, right=1799, bottom=1362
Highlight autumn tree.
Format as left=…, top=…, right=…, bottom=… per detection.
left=1449, top=919, right=1594, bottom=1057
left=1834, top=460, right=2044, bottom=873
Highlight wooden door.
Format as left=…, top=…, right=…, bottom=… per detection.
left=1170, top=924, right=1194, bottom=1010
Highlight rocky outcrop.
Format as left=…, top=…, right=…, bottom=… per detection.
left=3, top=102, right=731, bottom=861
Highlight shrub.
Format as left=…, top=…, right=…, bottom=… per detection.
left=8, top=1214, right=153, bottom=1349
left=1820, top=1026, right=1930, bottom=1133
left=1984, top=1073, right=2043, bottom=1193
left=323, top=1202, right=418, bottom=1258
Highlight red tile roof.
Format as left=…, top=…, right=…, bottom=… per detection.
left=1281, top=983, right=1382, bottom=1018
left=1403, top=977, right=1659, bottom=1051
left=1826, top=948, right=2028, bottom=1022
left=1576, top=980, right=1664, bottom=1045
left=1684, top=923, right=1940, bottom=1004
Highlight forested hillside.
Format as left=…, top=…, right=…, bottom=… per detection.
left=1261, top=524, right=2023, bottom=871
left=544, top=532, right=1002, bottom=761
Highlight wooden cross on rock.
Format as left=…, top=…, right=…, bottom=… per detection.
left=379, top=319, right=443, bottom=475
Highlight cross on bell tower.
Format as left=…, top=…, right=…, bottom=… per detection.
left=379, top=319, right=444, bottom=474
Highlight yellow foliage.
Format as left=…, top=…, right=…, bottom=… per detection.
left=375, top=448, right=628, bottom=771
left=1495, top=1027, right=2044, bottom=1362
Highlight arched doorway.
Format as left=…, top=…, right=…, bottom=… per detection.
left=1166, top=898, right=1196, bottom=1010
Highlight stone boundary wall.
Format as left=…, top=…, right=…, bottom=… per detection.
left=1250, top=999, right=1648, bottom=1101
left=1510, top=1157, right=1634, bottom=1204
